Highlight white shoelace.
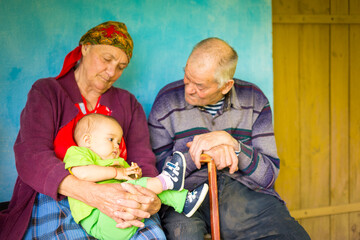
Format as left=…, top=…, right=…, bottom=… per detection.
left=187, top=190, right=198, bottom=202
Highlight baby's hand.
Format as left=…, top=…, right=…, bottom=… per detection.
left=114, top=164, right=142, bottom=181
left=130, top=162, right=142, bottom=179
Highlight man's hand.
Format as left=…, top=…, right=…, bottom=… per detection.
left=204, top=145, right=239, bottom=174
left=186, top=131, right=239, bottom=170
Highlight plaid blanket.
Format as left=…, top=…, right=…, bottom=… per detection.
left=23, top=193, right=165, bottom=240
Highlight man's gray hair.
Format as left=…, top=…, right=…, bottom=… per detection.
left=190, top=38, right=238, bottom=87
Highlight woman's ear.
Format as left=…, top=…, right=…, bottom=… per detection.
left=81, top=44, right=91, bottom=57
left=221, top=79, right=234, bottom=95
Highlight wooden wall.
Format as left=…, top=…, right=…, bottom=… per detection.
left=272, top=0, right=360, bottom=239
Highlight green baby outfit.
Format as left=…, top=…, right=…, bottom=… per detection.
left=64, top=146, right=187, bottom=240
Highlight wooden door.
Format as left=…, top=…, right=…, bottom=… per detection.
left=273, top=0, right=360, bottom=239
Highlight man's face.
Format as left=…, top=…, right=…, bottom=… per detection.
left=183, top=60, right=225, bottom=106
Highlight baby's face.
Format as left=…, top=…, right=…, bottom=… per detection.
left=89, top=119, right=123, bottom=159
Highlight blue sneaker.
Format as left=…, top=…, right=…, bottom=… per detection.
left=162, top=151, right=186, bottom=191
left=183, top=183, right=209, bottom=217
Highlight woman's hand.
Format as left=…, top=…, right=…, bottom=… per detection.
left=59, top=175, right=160, bottom=228
left=115, top=183, right=161, bottom=228
left=131, top=184, right=161, bottom=215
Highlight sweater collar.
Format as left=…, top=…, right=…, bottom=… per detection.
left=57, top=68, right=116, bottom=107
left=57, top=69, right=83, bottom=104
left=224, top=84, right=242, bottom=110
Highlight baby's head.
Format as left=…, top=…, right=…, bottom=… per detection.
left=74, top=113, right=123, bottom=159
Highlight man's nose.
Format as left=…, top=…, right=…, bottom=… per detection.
left=185, top=83, right=196, bottom=94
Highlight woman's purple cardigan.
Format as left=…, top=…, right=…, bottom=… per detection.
left=0, top=70, right=158, bottom=239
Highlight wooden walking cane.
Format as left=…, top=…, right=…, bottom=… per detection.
left=200, top=154, right=220, bottom=240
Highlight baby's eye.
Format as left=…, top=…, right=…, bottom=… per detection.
left=108, top=138, right=114, bottom=142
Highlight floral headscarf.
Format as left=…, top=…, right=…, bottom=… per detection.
left=56, top=21, right=133, bottom=79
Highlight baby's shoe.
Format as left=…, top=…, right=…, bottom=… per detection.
left=183, top=183, right=209, bottom=217
left=162, top=151, right=186, bottom=191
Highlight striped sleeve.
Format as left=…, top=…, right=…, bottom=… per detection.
left=237, top=101, right=280, bottom=189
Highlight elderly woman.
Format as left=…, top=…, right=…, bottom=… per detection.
left=0, top=21, right=165, bottom=239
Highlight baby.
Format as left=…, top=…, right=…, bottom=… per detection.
left=64, top=113, right=208, bottom=240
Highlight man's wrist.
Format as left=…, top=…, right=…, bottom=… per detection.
left=234, top=141, right=241, bottom=156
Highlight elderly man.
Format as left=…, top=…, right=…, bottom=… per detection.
left=148, top=38, right=310, bottom=239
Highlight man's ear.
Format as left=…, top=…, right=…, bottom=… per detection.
left=221, top=79, right=234, bottom=95
left=83, top=133, right=92, bottom=147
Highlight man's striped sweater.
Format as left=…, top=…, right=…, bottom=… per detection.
left=148, top=79, right=282, bottom=200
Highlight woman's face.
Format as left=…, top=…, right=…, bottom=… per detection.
left=79, top=45, right=129, bottom=94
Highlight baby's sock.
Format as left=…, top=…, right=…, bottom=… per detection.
left=156, top=174, right=174, bottom=190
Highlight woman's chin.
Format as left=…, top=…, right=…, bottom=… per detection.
left=94, top=84, right=111, bottom=94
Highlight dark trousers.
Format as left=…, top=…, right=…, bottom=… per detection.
left=160, top=174, right=310, bottom=240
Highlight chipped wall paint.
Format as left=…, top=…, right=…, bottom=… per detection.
left=0, top=0, right=272, bottom=201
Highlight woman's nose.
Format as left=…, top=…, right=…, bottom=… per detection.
left=106, top=64, right=116, bottom=78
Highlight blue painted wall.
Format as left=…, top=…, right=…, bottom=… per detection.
left=0, top=0, right=272, bottom=202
